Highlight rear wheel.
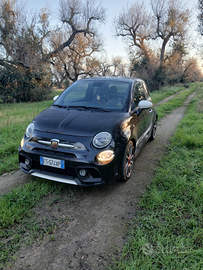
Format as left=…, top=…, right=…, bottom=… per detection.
left=149, top=119, right=157, bottom=141
left=121, top=141, right=135, bottom=182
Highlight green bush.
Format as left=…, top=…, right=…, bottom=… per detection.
left=0, top=66, right=52, bottom=103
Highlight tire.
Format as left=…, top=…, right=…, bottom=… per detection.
left=148, top=119, right=157, bottom=141
left=121, top=141, right=135, bottom=182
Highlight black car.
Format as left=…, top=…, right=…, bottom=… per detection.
left=19, top=77, right=158, bottom=186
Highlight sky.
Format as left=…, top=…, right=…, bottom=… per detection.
left=25, top=0, right=199, bottom=61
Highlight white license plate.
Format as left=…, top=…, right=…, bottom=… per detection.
left=40, top=156, right=65, bottom=169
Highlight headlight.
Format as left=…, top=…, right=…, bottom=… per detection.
left=20, top=138, right=25, bottom=147
left=96, top=150, right=115, bottom=165
left=26, top=123, right=34, bottom=138
left=93, top=132, right=112, bottom=148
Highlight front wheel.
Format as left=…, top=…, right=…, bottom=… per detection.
left=121, top=141, right=135, bottom=182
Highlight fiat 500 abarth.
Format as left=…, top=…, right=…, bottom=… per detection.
left=19, top=77, right=158, bottom=186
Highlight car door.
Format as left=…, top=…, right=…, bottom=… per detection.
left=131, top=82, right=152, bottom=147
left=142, top=82, right=154, bottom=135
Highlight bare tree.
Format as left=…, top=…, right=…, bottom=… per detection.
left=0, top=0, right=21, bottom=67
left=114, top=0, right=189, bottom=65
left=0, top=1, right=54, bottom=102
left=198, top=0, right=203, bottom=35
left=0, top=0, right=106, bottom=67
left=85, top=55, right=112, bottom=77
left=0, top=1, right=51, bottom=70
left=181, top=58, right=202, bottom=82
left=0, top=0, right=106, bottom=102
left=113, top=0, right=191, bottom=89
left=112, top=56, right=127, bottom=76
left=151, top=0, right=189, bottom=65
left=85, top=56, right=100, bottom=76
left=50, top=31, right=103, bottom=82
left=113, top=2, right=152, bottom=60
left=45, top=0, right=106, bottom=61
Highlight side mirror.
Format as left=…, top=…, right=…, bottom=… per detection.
left=53, top=95, right=59, bottom=101
left=138, top=100, right=152, bottom=109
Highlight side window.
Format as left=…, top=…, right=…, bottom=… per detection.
left=143, top=82, right=151, bottom=101
left=132, top=82, right=145, bottom=109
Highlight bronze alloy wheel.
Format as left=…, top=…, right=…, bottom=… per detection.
left=121, top=141, right=135, bottom=181
left=149, top=119, right=157, bottom=141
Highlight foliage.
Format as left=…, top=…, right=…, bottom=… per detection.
left=131, top=54, right=202, bottom=92
left=0, top=1, right=53, bottom=102
left=0, top=0, right=106, bottom=102
left=0, top=66, right=52, bottom=103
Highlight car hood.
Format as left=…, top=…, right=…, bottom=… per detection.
left=33, top=106, right=126, bottom=136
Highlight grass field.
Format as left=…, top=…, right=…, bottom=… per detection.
left=0, top=83, right=202, bottom=267
left=154, top=85, right=198, bottom=119
left=0, top=88, right=64, bottom=175
left=150, top=84, right=185, bottom=104
left=112, top=86, right=203, bottom=269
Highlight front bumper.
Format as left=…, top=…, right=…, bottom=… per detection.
left=19, top=147, right=121, bottom=187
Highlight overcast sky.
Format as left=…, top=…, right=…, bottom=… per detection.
left=26, top=0, right=199, bottom=60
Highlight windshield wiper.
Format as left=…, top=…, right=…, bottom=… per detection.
left=53, top=104, right=67, bottom=109
left=68, top=105, right=111, bottom=112
left=88, top=107, right=111, bottom=112
left=68, top=105, right=87, bottom=111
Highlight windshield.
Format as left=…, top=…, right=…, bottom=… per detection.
left=54, top=79, right=131, bottom=112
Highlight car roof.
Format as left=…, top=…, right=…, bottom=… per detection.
left=77, top=76, right=143, bottom=84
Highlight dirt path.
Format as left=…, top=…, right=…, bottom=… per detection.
left=0, top=170, right=30, bottom=196
left=1, top=91, right=197, bottom=270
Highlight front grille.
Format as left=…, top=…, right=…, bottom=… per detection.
left=32, top=149, right=76, bottom=159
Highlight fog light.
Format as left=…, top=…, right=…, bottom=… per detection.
left=96, top=150, right=115, bottom=165
left=79, top=169, right=88, bottom=177
left=25, top=158, right=30, bottom=166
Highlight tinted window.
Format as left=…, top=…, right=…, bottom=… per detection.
left=64, top=83, right=89, bottom=103
left=133, top=82, right=146, bottom=108
left=54, top=80, right=131, bottom=112
left=142, top=83, right=150, bottom=100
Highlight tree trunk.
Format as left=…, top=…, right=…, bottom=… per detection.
left=160, top=33, right=172, bottom=65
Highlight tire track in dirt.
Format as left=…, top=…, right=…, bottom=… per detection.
left=0, top=170, right=30, bottom=196
left=2, top=90, right=197, bottom=270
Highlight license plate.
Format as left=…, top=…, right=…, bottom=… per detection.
left=40, top=156, right=65, bottom=169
